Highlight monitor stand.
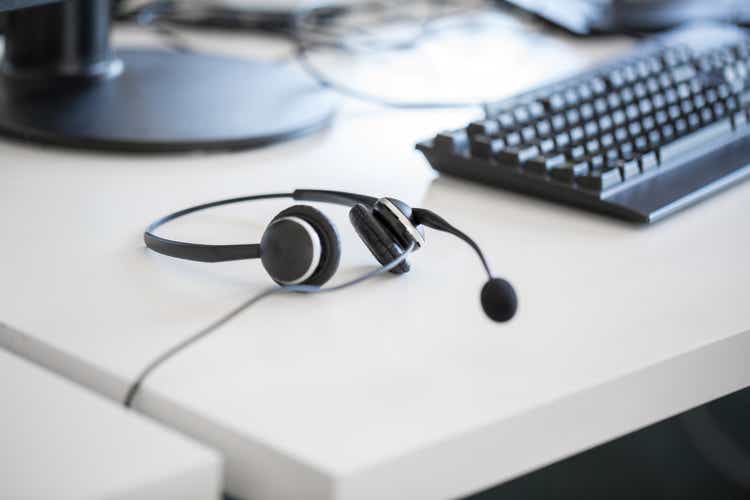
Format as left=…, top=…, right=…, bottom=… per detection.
left=0, top=1, right=336, bottom=152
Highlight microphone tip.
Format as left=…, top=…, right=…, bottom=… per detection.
left=481, top=278, right=517, bottom=322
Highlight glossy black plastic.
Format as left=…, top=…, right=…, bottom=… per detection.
left=0, top=0, right=336, bottom=152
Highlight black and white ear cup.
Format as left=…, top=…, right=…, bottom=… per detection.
left=372, top=197, right=425, bottom=249
left=260, top=205, right=341, bottom=286
left=349, top=203, right=410, bottom=274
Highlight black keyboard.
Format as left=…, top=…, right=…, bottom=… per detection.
left=417, top=24, right=750, bottom=223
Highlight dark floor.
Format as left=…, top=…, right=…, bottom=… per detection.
left=468, top=386, right=750, bottom=500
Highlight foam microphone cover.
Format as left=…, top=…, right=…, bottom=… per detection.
left=481, top=278, right=517, bottom=322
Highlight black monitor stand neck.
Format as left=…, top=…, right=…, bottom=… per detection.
left=0, top=0, right=335, bottom=152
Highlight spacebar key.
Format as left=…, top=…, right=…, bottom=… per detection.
left=659, top=118, right=733, bottom=165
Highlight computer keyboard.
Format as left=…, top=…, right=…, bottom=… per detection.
left=417, top=23, right=750, bottom=223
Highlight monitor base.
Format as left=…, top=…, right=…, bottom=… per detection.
left=0, top=49, right=336, bottom=152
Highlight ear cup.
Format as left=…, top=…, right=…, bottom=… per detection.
left=261, top=205, right=341, bottom=286
left=372, top=197, right=425, bottom=249
left=349, top=203, right=410, bottom=274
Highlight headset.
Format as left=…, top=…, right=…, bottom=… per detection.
left=126, top=188, right=518, bottom=406
left=144, top=188, right=518, bottom=322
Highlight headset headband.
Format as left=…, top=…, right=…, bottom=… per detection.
left=144, top=189, right=378, bottom=263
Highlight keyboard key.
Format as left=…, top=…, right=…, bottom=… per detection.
left=624, top=65, right=638, bottom=83
left=674, top=118, right=688, bottom=135
left=628, top=122, right=643, bottom=137
left=514, top=107, right=531, bottom=124
left=529, top=101, right=546, bottom=118
left=498, top=112, right=515, bottom=129
left=570, top=126, right=585, bottom=143
left=590, top=77, right=607, bottom=95
left=661, top=123, right=675, bottom=140
left=671, top=64, right=697, bottom=83
left=687, top=112, right=701, bottom=130
left=434, top=131, right=468, bottom=155
left=578, top=83, right=593, bottom=101
left=677, top=83, right=691, bottom=100
left=538, top=138, right=556, bottom=154
left=565, top=88, right=580, bottom=107
left=549, top=94, right=566, bottom=111
left=536, top=119, right=552, bottom=137
left=655, top=110, right=669, bottom=125
left=555, top=132, right=571, bottom=149
left=660, top=73, right=673, bottom=90
left=550, top=161, right=588, bottom=182
left=467, top=120, right=500, bottom=137
left=588, top=154, right=605, bottom=169
left=580, top=102, right=595, bottom=120
left=566, top=109, right=581, bottom=125
left=594, top=97, right=608, bottom=114
left=612, top=159, right=640, bottom=179
left=726, top=96, right=738, bottom=112
left=693, top=94, right=707, bottom=110
left=526, top=153, right=567, bottom=174
left=639, top=99, right=654, bottom=115
left=607, top=93, right=622, bottom=109
left=620, top=87, right=635, bottom=104
left=551, top=114, right=567, bottom=131
left=614, top=127, right=629, bottom=142
left=620, top=142, right=635, bottom=159
left=584, top=121, right=599, bottom=138
left=732, top=110, right=748, bottom=129
left=713, top=102, right=726, bottom=119
left=700, top=107, right=714, bottom=125
left=470, top=135, right=504, bottom=159
left=569, top=145, right=586, bottom=160
left=642, top=115, right=656, bottom=131
left=586, top=139, right=601, bottom=154
left=517, top=145, right=541, bottom=162
left=639, top=151, right=659, bottom=172
left=648, top=129, right=662, bottom=146
left=612, top=109, right=626, bottom=127
left=626, top=104, right=640, bottom=121
left=652, top=92, right=667, bottom=109
left=659, top=118, right=733, bottom=164
left=599, top=115, right=614, bottom=131
left=634, top=82, right=648, bottom=99
left=521, top=125, right=537, bottom=142
left=576, top=167, right=622, bottom=190
left=505, top=131, right=522, bottom=147
left=668, top=104, right=681, bottom=120
left=608, top=70, right=626, bottom=88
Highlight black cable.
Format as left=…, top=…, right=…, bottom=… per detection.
left=292, top=39, right=486, bottom=110
left=286, top=1, right=503, bottom=111
left=114, top=0, right=513, bottom=112
left=123, top=242, right=416, bottom=408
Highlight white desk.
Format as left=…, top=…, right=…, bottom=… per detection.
left=0, top=349, right=221, bottom=500
left=1, top=16, right=749, bottom=500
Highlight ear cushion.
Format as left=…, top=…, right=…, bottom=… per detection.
left=373, top=198, right=424, bottom=249
left=349, top=204, right=410, bottom=274
left=271, top=205, right=341, bottom=286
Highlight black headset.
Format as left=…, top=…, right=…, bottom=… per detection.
left=144, top=188, right=517, bottom=322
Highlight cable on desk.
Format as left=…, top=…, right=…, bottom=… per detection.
left=123, top=242, right=415, bottom=408
left=113, top=0, right=551, bottom=113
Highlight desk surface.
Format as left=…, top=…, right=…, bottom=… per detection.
left=1, top=16, right=749, bottom=500
left=0, top=349, right=221, bottom=500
